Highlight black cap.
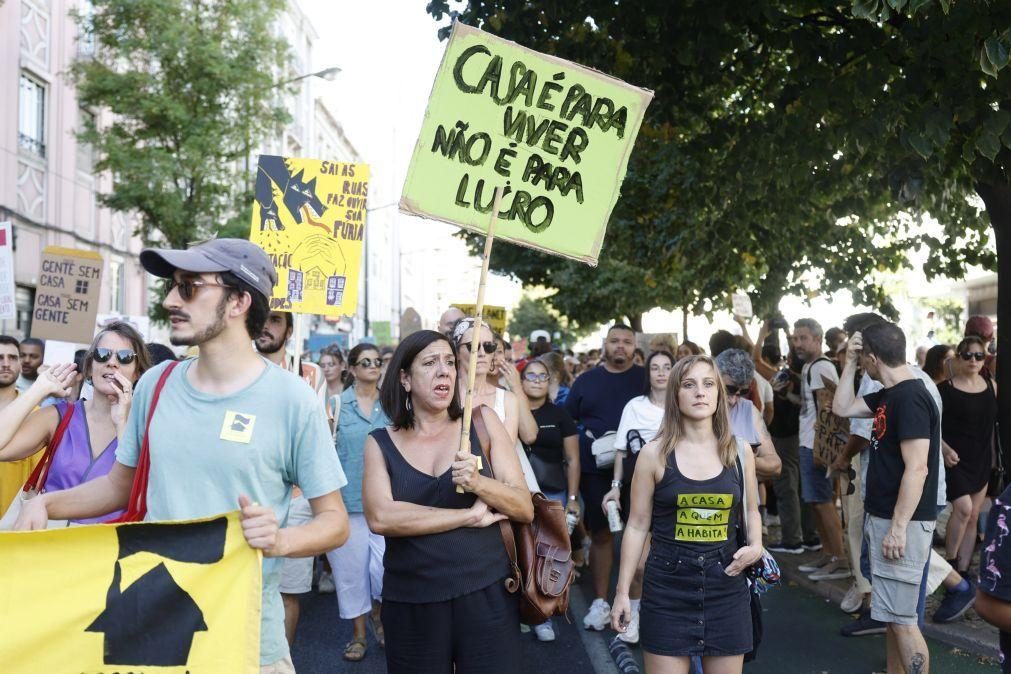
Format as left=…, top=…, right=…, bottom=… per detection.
left=140, top=239, right=277, bottom=300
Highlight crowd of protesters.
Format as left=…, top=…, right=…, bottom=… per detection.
left=0, top=238, right=1007, bottom=673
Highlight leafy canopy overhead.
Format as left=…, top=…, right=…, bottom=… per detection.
left=426, top=1, right=1003, bottom=326
left=71, top=0, right=291, bottom=248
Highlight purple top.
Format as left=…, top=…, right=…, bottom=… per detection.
left=43, top=402, right=124, bottom=524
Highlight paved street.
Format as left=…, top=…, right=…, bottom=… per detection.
left=290, top=565, right=1000, bottom=673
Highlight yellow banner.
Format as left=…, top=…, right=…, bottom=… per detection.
left=0, top=512, right=261, bottom=674
left=451, top=303, right=507, bottom=335
left=249, top=155, right=370, bottom=317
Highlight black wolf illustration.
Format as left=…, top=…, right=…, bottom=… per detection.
left=255, top=155, right=325, bottom=231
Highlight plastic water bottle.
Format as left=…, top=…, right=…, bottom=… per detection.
left=566, top=511, right=578, bottom=534
left=606, top=500, right=623, bottom=533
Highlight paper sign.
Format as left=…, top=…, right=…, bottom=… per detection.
left=400, top=22, right=653, bottom=265
left=0, top=222, right=15, bottom=321
left=372, top=320, right=392, bottom=344
left=732, top=292, right=753, bottom=319
left=31, top=247, right=103, bottom=344
left=452, top=303, right=507, bottom=335
left=249, top=155, right=370, bottom=317
left=0, top=512, right=261, bottom=674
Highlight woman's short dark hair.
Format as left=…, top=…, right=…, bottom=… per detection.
left=219, top=270, right=269, bottom=339
left=955, top=335, right=986, bottom=356
left=380, top=330, right=462, bottom=429
left=922, top=344, right=952, bottom=381
left=644, top=350, right=674, bottom=394
left=84, top=321, right=151, bottom=382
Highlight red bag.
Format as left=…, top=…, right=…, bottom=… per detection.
left=114, top=361, right=180, bottom=523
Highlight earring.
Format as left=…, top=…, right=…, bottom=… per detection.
left=405, top=396, right=412, bottom=412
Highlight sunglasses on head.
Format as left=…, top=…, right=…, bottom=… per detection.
left=93, top=348, right=137, bottom=365
left=725, top=385, right=749, bottom=397
left=523, top=372, right=550, bottom=383
left=167, top=278, right=232, bottom=302
left=460, top=341, right=497, bottom=355
left=959, top=352, right=986, bottom=362
left=354, top=358, right=382, bottom=369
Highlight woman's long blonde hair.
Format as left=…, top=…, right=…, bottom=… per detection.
left=655, top=355, right=737, bottom=468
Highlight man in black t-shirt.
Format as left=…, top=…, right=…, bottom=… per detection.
left=833, top=322, right=938, bottom=674
left=565, top=324, right=645, bottom=633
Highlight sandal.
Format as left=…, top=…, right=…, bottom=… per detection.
left=343, top=638, right=367, bottom=662
left=369, top=614, right=386, bottom=649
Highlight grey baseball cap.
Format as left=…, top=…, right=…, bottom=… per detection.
left=140, top=238, right=277, bottom=300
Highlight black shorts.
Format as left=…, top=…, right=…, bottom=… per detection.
left=381, top=580, right=520, bottom=673
left=639, top=539, right=752, bottom=657
left=580, top=472, right=613, bottom=534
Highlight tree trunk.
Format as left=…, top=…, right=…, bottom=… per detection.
left=974, top=182, right=1010, bottom=479
left=683, top=304, right=689, bottom=343
left=627, top=313, right=644, bottom=333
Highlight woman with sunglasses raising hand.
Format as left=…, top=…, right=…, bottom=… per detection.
left=939, top=334, right=998, bottom=576
left=0, top=322, right=150, bottom=525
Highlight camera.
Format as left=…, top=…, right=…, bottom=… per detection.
left=772, top=368, right=791, bottom=386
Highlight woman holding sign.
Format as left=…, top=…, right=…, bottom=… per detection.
left=611, top=355, right=762, bottom=673
left=0, top=322, right=150, bottom=525
left=362, top=330, right=532, bottom=673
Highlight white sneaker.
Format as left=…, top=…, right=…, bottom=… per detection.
left=840, top=583, right=863, bottom=614
left=583, top=598, right=611, bottom=631
left=617, top=609, right=640, bottom=644
left=533, top=622, right=556, bottom=642
left=317, top=571, right=335, bottom=593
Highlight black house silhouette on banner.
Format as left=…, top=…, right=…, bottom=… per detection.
left=86, top=517, right=227, bottom=666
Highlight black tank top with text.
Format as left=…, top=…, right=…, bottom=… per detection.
left=651, top=450, right=742, bottom=551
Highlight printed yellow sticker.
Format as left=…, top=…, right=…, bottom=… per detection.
left=674, top=492, right=733, bottom=543
left=220, top=411, right=256, bottom=444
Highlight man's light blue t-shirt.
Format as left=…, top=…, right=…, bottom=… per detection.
left=116, top=357, right=347, bottom=666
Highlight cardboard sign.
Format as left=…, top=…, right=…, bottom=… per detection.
left=731, top=292, right=753, bottom=319
left=0, top=513, right=261, bottom=674
left=31, top=247, right=103, bottom=343
left=400, top=22, right=653, bottom=265
left=249, top=155, right=370, bottom=317
left=0, top=222, right=15, bottom=321
left=452, top=303, right=507, bottom=335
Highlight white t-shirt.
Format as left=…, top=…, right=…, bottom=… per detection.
left=799, top=358, right=839, bottom=448
left=614, top=395, right=665, bottom=453
left=754, top=372, right=774, bottom=408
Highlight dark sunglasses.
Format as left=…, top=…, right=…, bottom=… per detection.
left=93, top=348, right=137, bottom=365
left=460, top=341, right=497, bottom=355
left=523, top=372, right=550, bottom=383
left=354, top=358, right=382, bottom=369
left=959, top=352, right=986, bottom=362
left=167, top=278, right=232, bottom=302
left=725, top=385, right=750, bottom=397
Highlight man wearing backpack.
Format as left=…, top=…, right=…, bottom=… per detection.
left=792, top=318, right=850, bottom=581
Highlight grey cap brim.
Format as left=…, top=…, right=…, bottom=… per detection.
left=140, top=248, right=230, bottom=279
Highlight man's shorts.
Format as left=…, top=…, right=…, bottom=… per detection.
left=278, top=494, right=314, bottom=594
left=799, top=446, right=833, bottom=504
left=865, top=514, right=935, bottom=625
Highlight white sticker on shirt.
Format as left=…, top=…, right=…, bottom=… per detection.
left=220, top=411, right=256, bottom=443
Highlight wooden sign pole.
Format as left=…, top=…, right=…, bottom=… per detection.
left=457, top=187, right=503, bottom=490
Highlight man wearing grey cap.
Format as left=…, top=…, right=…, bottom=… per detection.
left=16, top=238, right=351, bottom=673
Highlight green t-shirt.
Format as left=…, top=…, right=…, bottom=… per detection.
left=116, top=357, right=347, bottom=666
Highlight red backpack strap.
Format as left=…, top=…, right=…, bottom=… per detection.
left=116, top=361, right=180, bottom=523
left=23, top=402, right=76, bottom=494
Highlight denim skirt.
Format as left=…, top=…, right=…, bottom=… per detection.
left=639, top=539, right=753, bottom=657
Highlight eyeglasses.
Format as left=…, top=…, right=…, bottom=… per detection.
left=93, top=348, right=137, bottom=365
left=959, top=352, right=986, bottom=362
left=725, top=385, right=750, bottom=397
left=167, top=278, right=232, bottom=301
left=354, top=358, right=382, bottom=369
left=460, top=341, right=497, bottom=355
left=523, top=372, right=550, bottom=383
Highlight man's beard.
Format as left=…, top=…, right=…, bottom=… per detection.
left=0, top=371, right=17, bottom=388
left=606, top=349, right=627, bottom=365
left=169, top=294, right=229, bottom=347
left=255, top=333, right=285, bottom=355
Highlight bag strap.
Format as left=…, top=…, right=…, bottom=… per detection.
left=23, top=402, right=76, bottom=494
left=472, top=405, right=522, bottom=593
left=734, top=437, right=749, bottom=545
left=115, top=361, right=181, bottom=523
left=806, top=356, right=832, bottom=417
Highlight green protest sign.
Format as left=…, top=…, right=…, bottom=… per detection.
left=400, top=22, right=653, bottom=265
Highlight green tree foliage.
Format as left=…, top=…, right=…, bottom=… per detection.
left=507, top=295, right=585, bottom=347
left=70, top=0, right=291, bottom=249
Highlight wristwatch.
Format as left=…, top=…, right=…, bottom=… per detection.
left=568, top=494, right=578, bottom=501
left=610, top=480, right=622, bottom=489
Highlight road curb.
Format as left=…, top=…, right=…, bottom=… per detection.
left=568, top=578, right=621, bottom=674
left=780, top=563, right=1000, bottom=659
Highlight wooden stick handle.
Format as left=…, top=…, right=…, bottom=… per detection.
left=457, top=187, right=503, bottom=492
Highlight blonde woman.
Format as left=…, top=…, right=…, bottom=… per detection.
left=612, top=355, right=762, bottom=673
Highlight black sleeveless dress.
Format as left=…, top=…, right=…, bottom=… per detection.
left=938, top=378, right=997, bottom=500
left=639, top=449, right=752, bottom=657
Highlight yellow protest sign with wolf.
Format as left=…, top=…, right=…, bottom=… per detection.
left=0, top=512, right=261, bottom=674
left=249, top=155, right=369, bottom=316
